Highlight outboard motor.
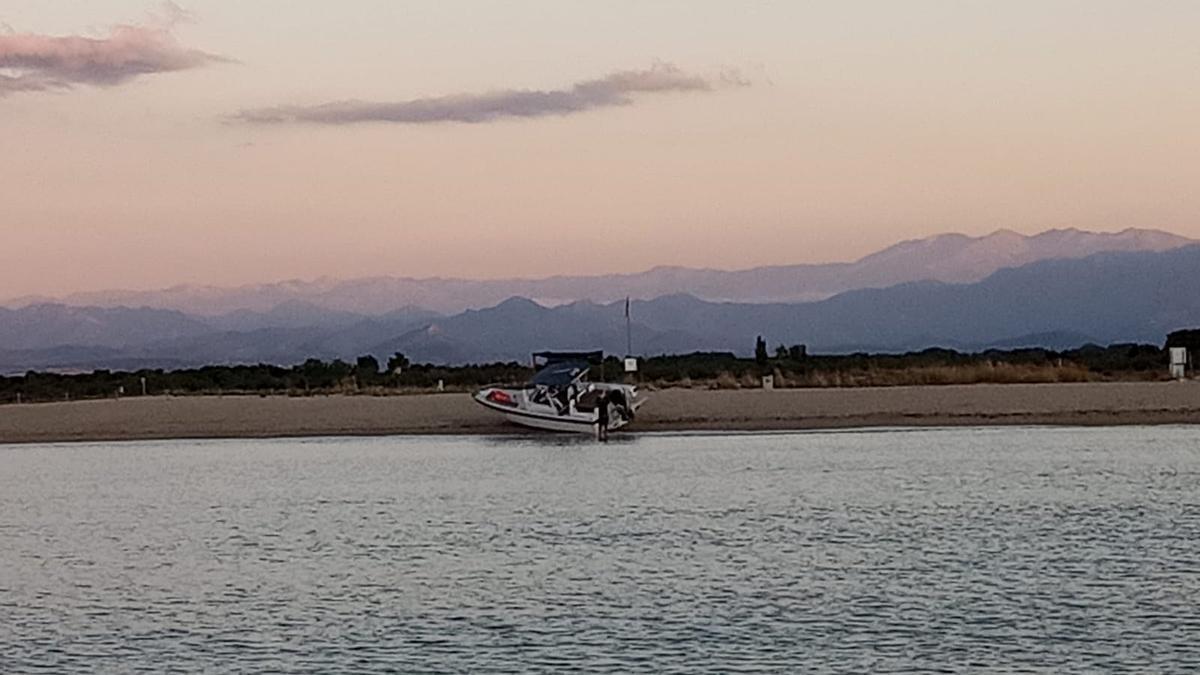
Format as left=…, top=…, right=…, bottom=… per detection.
left=608, top=390, right=633, bottom=421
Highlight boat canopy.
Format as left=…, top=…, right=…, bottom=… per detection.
left=532, top=350, right=603, bottom=366
left=530, top=360, right=589, bottom=387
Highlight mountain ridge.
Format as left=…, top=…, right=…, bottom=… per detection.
left=4, top=227, right=1191, bottom=315
left=4, top=243, right=1200, bottom=372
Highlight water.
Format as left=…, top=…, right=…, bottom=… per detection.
left=2, top=427, right=1199, bottom=673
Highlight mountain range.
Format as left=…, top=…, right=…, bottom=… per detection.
left=4, top=228, right=1190, bottom=315
left=3, top=236, right=1200, bottom=373
left=372, top=244, right=1200, bottom=362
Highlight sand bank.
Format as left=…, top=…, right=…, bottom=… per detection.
left=2, top=382, right=1199, bottom=444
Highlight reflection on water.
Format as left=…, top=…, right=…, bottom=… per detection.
left=2, top=427, right=1199, bottom=672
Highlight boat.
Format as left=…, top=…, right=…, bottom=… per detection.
left=473, top=351, right=644, bottom=433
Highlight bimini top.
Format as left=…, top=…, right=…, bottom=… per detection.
left=530, top=360, right=590, bottom=387
left=532, top=350, right=603, bottom=366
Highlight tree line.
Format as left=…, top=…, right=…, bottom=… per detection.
left=0, top=337, right=1187, bottom=405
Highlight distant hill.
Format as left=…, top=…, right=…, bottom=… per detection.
left=316, top=244, right=1200, bottom=363
left=0, top=305, right=210, bottom=352
left=5, top=227, right=1191, bottom=315
left=3, top=244, right=1200, bottom=372
left=0, top=306, right=438, bottom=373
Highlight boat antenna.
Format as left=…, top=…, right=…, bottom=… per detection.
left=625, top=296, right=632, bottom=356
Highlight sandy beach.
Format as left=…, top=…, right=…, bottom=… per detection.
left=1, top=381, right=1199, bottom=444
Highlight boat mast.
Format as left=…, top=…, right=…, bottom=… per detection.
left=625, top=296, right=632, bottom=356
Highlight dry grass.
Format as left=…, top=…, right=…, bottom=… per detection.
left=787, top=362, right=1094, bottom=388
left=712, top=371, right=741, bottom=389
left=357, top=362, right=1102, bottom=394
left=651, top=361, right=1097, bottom=390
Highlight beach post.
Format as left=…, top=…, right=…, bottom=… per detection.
left=1170, top=348, right=1188, bottom=380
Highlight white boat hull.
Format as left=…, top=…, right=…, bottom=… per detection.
left=473, top=389, right=640, bottom=434
left=501, top=410, right=622, bottom=433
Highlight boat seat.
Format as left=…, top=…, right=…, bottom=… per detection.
left=575, top=389, right=604, bottom=413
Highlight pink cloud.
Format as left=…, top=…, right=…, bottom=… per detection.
left=0, top=3, right=225, bottom=97
left=236, top=63, right=746, bottom=125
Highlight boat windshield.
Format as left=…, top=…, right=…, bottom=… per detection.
left=530, top=361, right=589, bottom=388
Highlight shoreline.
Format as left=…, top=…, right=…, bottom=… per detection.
left=2, top=381, right=1199, bottom=445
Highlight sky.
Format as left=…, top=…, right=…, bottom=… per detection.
left=2, top=1, right=1199, bottom=297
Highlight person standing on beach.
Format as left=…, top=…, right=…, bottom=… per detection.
left=596, top=391, right=609, bottom=441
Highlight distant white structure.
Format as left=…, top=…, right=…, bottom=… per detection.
left=624, top=357, right=638, bottom=373
left=762, top=374, right=775, bottom=390
left=1170, top=347, right=1188, bottom=380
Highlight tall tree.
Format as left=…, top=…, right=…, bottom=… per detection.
left=387, top=352, right=410, bottom=373
left=356, top=355, right=381, bottom=385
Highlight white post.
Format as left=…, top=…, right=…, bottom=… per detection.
left=1170, top=348, right=1188, bottom=381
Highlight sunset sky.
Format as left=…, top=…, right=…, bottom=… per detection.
left=3, top=1, right=1199, bottom=297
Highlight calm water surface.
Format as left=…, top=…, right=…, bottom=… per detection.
left=2, top=427, right=1199, bottom=673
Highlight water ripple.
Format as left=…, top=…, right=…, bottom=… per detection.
left=1, top=427, right=1199, bottom=672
